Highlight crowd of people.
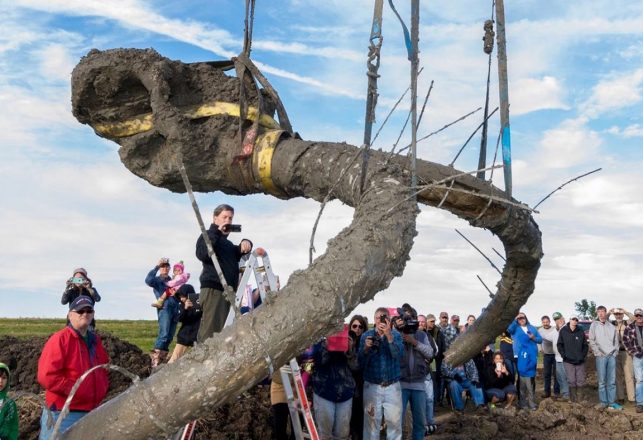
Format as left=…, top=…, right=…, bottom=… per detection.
left=2, top=203, right=643, bottom=440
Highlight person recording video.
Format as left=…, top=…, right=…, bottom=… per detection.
left=195, top=204, right=253, bottom=343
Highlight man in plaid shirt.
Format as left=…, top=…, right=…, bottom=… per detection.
left=623, top=307, right=643, bottom=413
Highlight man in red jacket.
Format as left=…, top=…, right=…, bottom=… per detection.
left=37, top=295, right=109, bottom=439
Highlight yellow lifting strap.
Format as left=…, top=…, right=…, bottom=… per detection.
left=93, top=101, right=281, bottom=138
left=252, top=129, right=287, bottom=197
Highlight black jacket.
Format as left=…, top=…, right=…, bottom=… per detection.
left=557, top=324, right=588, bottom=365
left=176, top=287, right=202, bottom=346
left=483, top=358, right=515, bottom=390
left=427, top=327, right=446, bottom=363
left=195, top=224, right=251, bottom=290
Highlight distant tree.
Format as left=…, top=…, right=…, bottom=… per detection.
left=574, top=299, right=597, bottom=320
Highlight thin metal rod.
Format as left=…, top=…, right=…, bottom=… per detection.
left=477, top=275, right=495, bottom=298
left=533, top=168, right=602, bottom=210
left=455, top=228, right=502, bottom=275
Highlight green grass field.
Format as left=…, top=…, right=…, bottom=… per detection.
left=0, top=318, right=166, bottom=352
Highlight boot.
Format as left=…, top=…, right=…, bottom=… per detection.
left=158, top=350, right=169, bottom=364
left=151, top=296, right=165, bottom=308
left=578, top=386, right=588, bottom=404
left=569, top=387, right=577, bottom=403
left=150, top=349, right=162, bottom=368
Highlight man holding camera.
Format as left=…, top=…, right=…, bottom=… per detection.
left=196, top=204, right=252, bottom=343
left=358, top=308, right=404, bottom=440
left=395, top=305, right=435, bottom=440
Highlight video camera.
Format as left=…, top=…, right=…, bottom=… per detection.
left=221, top=224, right=242, bottom=233
left=400, top=316, right=419, bottom=334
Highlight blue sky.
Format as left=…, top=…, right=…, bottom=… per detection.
left=1, top=0, right=642, bottom=322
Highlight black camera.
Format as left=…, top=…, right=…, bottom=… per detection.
left=369, top=335, right=381, bottom=349
left=402, top=317, right=419, bottom=334
left=222, top=224, right=242, bottom=233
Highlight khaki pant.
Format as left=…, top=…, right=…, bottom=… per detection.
left=168, top=343, right=189, bottom=363
left=196, top=288, right=230, bottom=343
left=616, top=350, right=636, bottom=402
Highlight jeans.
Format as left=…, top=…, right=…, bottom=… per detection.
left=542, top=353, right=560, bottom=396
left=555, top=361, right=569, bottom=397
left=313, top=393, right=352, bottom=440
left=39, top=409, right=88, bottom=440
left=448, top=378, right=484, bottom=411
left=363, top=381, right=402, bottom=440
left=632, top=356, right=643, bottom=405
left=596, top=355, right=617, bottom=405
left=401, top=388, right=426, bottom=440
left=154, top=301, right=178, bottom=351
left=424, top=375, right=435, bottom=424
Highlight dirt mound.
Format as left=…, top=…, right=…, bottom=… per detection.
left=433, top=399, right=643, bottom=439
left=0, top=334, right=273, bottom=439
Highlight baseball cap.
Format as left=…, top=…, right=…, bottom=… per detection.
left=552, top=312, right=563, bottom=320
left=451, top=314, right=460, bottom=320
left=439, top=312, right=448, bottom=318
left=427, top=314, right=436, bottom=321
left=69, top=295, right=95, bottom=311
left=634, top=308, right=643, bottom=316
left=569, top=315, right=579, bottom=321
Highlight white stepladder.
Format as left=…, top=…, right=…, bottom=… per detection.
left=234, top=248, right=318, bottom=440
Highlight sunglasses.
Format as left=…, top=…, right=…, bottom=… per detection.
left=351, top=324, right=364, bottom=330
left=635, top=314, right=643, bottom=318
left=74, top=309, right=94, bottom=315
left=517, top=316, right=526, bottom=320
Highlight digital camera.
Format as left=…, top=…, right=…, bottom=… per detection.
left=70, top=276, right=86, bottom=285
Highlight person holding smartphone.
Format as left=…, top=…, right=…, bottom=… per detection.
left=483, top=351, right=517, bottom=408
left=358, top=308, right=404, bottom=439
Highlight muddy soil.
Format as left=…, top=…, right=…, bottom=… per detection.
left=2, top=334, right=639, bottom=439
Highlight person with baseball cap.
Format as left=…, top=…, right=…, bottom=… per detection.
left=588, top=305, right=622, bottom=410
left=622, top=308, right=643, bottom=413
left=608, top=307, right=636, bottom=404
left=37, top=296, right=109, bottom=439
left=557, top=315, right=589, bottom=403
left=145, top=257, right=179, bottom=367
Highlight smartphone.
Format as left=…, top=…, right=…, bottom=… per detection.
left=71, top=277, right=85, bottom=284
left=379, top=315, right=387, bottom=324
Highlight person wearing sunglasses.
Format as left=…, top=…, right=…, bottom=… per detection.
left=622, top=308, right=643, bottom=413
left=507, top=313, right=542, bottom=410
left=347, top=314, right=368, bottom=440
left=37, top=296, right=109, bottom=439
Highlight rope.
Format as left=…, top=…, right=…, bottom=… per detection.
left=359, top=0, right=384, bottom=193
left=478, top=2, right=496, bottom=180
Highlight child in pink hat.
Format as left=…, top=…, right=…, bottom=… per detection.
left=152, top=261, right=190, bottom=308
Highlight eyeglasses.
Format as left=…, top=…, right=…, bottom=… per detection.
left=428, top=320, right=435, bottom=323
left=351, top=324, right=364, bottom=330
left=74, top=309, right=94, bottom=315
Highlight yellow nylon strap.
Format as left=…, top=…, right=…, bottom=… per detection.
left=93, top=101, right=280, bottom=138
left=253, top=130, right=286, bottom=196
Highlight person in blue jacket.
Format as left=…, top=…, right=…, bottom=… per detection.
left=508, top=312, right=542, bottom=410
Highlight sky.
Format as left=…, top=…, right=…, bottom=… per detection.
left=1, top=0, right=642, bottom=323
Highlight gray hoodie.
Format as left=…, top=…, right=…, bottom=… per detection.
left=589, top=319, right=618, bottom=357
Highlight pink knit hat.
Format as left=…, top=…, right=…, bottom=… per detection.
left=173, top=261, right=185, bottom=273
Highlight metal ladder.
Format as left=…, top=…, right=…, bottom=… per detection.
left=235, top=248, right=318, bottom=440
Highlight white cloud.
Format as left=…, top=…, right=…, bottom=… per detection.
left=582, top=68, right=643, bottom=118
left=511, top=76, right=569, bottom=115
left=606, top=123, right=643, bottom=138
left=538, top=118, right=602, bottom=169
